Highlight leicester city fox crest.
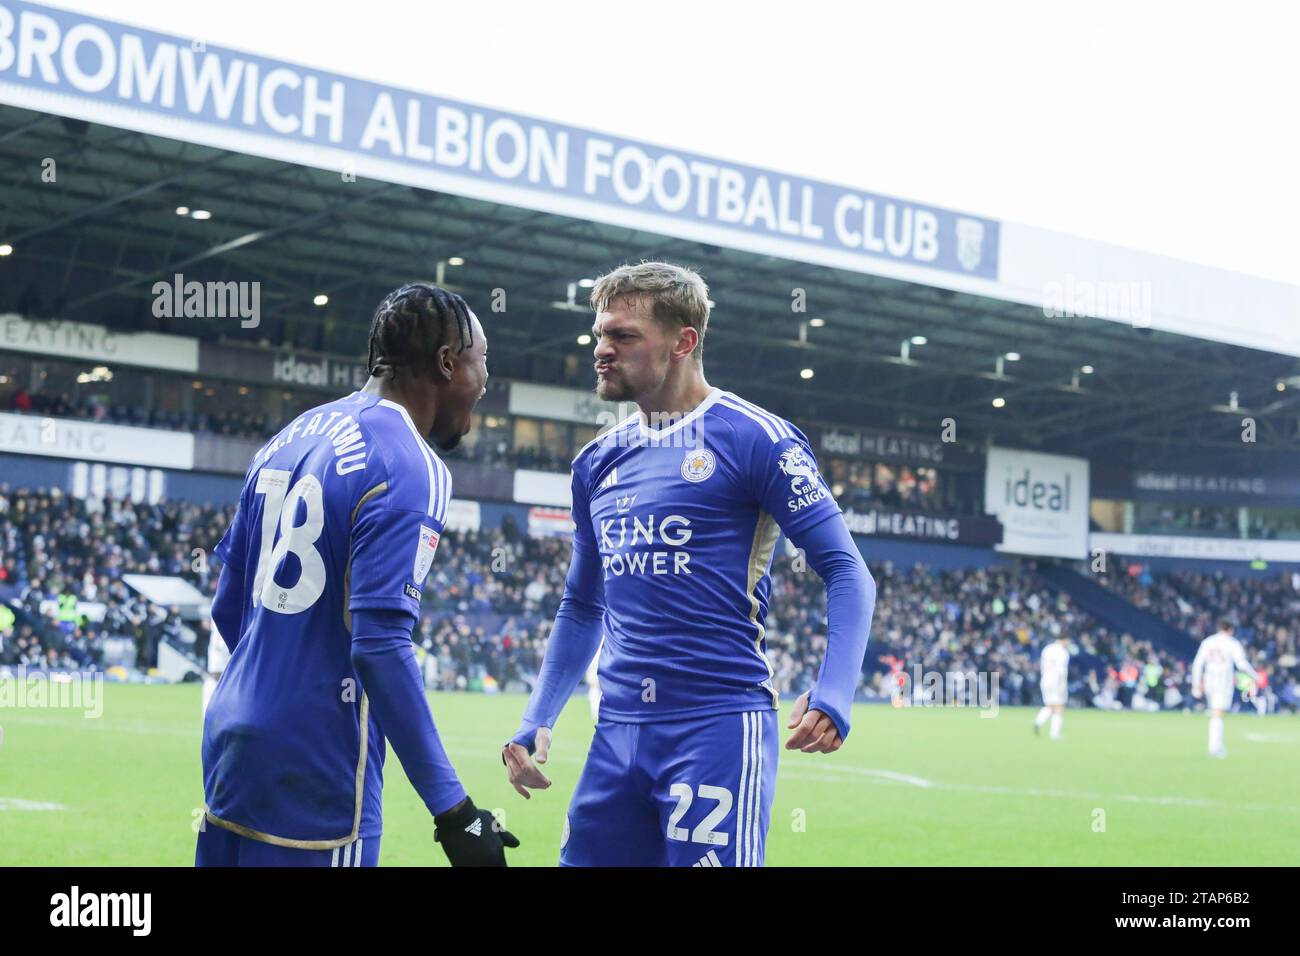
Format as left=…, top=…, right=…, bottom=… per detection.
left=681, top=448, right=716, bottom=482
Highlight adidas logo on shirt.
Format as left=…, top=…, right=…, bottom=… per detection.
left=692, top=850, right=723, bottom=868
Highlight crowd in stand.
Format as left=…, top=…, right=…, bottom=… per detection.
left=6, top=389, right=273, bottom=439
left=7, top=384, right=1300, bottom=541
left=764, top=555, right=1214, bottom=709
left=1, top=485, right=1296, bottom=712
left=1098, top=563, right=1298, bottom=703
left=411, top=525, right=566, bottom=691
left=0, top=485, right=229, bottom=670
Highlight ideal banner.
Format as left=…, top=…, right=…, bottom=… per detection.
left=1092, top=465, right=1300, bottom=507
left=984, top=447, right=1089, bottom=559
left=0, top=1, right=999, bottom=285
left=1091, top=532, right=1300, bottom=565
left=0, top=412, right=194, bottom=468
left=812, top=424, right=984, bottom=470
left=1129, top=469, right=1300, bottom=505
left=842, top=508, right=1002, bottom=546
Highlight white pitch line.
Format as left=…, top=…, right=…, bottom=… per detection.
left=1244, top=732, right=1296, bottom=744
left=0, top=798, right=66, bottom=811
left=780, top=764, right=933, bottom=788
left=947, top=781, right=1300, bottom=814
left=11, top=717, right=1294, bottom=814
left=780, top=765, right=1300, bottom=814
left=0, top=714, right=199, bottom=737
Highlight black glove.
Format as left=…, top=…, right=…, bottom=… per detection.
left=434, top=796, right=520, bottom=867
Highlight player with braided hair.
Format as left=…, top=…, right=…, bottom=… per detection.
left=199, top=283, right=510, bottom=866
left=364, top=282, right=484, bottom=451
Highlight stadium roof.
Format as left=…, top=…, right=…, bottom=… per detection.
left=2, top=104, right=1298, bottom=467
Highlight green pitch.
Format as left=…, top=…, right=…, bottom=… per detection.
left=2, top=685, right=1297, bottom=866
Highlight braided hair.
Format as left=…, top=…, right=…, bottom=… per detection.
left=365, top=283, right=475, bottom=381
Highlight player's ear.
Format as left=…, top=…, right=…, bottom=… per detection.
left=673, top=326, right=699, bottom=363
left=435, top=342, right=456, bottom=383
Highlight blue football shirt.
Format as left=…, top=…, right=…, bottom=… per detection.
left=203, top=391, right=451, bottom=846
left=574, top=388, right=841, bottom=722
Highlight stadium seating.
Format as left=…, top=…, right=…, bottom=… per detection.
left=2, top=484, right=1295, bottom=711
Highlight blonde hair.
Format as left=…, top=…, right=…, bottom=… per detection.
left=589, top=261, right=711, bottom=362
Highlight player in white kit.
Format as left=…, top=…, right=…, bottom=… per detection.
left=1191, top=620, right=1255, bottom=758
left=1033, top=636, right=1069, bottom=740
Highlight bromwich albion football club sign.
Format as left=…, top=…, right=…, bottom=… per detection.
left=0, top=0, right=1000, bottom=287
